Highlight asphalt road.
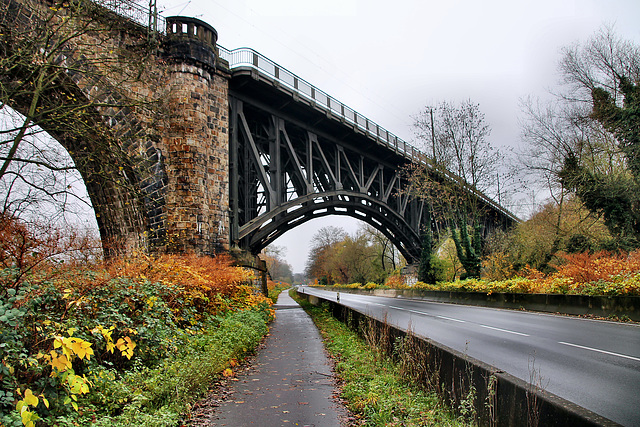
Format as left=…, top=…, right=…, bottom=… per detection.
left=299, top=286, right=640, bottom=426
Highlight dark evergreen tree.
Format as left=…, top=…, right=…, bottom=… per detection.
left=417, top=209, right=437, bottom=284
left=450, top=211, right=482, bottom=279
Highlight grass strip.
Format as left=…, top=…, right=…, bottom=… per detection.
left=292, top=290, right=468, bottom=427
left=87, top=308, right=271, bottom=427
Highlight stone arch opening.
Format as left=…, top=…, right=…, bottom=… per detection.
left=0, top=105, right=98, bottom=229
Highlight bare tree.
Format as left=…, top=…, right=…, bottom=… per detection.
left=559, top=25, right=640, bottom=104
left=413, top=100, right=500, bottom=195
left=408, top=100, right=502, bottom=278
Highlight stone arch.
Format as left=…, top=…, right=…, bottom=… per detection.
left=0, top=0, right=171, bottom=256
left=2, top=1, right=232, bottom=257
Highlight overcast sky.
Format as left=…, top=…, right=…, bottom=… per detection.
left=153, top=0, right=640, bottom=274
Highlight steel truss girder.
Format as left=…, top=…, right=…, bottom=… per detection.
left=229, top=96, right=425, bottom=262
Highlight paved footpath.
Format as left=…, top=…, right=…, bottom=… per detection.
left=204, top=290, right=349, bottom=427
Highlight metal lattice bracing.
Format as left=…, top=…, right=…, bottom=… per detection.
left=229, top=97, right=425, bottom=262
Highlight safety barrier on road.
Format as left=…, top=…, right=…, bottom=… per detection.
left=322, top=287, right=640, bottom=321
left=296, top=290, right=621, bottom=427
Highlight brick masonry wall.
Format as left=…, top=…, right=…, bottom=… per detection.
left=162, top=62, right=230, bottom=254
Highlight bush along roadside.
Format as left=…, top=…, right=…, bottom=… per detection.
left=324, top=250, right=640, bottom=297
left=291, top=290, right=468, bottom=427
left=0, top=253, right=274, bottom=427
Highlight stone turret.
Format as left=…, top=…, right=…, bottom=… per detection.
left=165, top=16, right=218, bottom=72
left=161, top=16, right=230, bottom=254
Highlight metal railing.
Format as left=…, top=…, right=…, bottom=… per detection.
left=100, top=0, right=166, bottom=33
left=218, top=46, right=518, bottom=221
left=218, top=46, right=419, bottom=160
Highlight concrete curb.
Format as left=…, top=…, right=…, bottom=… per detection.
left=297, top=291, right=622, bottom=427
left=321, top=287, right=640, bottom=321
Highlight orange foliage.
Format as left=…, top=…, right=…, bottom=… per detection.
left=551, top=251, right=640, bottom=282
left=0, top=213, right=100, bottom=286
left=384, top=274, right=406, bottom=287
left=407, top=251, right=640, bottom=296
left=103, top=252, right=269, bottom=316
left=1, top=214, right=272, bottom=319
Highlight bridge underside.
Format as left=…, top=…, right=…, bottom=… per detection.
left=228, top=76, right=426, bottom=262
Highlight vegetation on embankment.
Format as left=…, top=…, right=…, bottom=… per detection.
left=324, top=250, right=640, bottom=297
left=291, top=291, right=468, bottom=427
left=1, top=215, right=274, bottom=427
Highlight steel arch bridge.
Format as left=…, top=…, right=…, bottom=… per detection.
left=223, top=48, right=517, bottom=263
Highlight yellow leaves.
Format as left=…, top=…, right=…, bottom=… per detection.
left=50, top=352, right=72, bottom=372
left=66, top=373, right=90, bottom=395
left=53, top=335, right=93, bottom=362
left=146, top=296, right=157, bottom=308
left=16, top=389, right=48, bottom=427
left=115, top=336, right=136, bottom=359
left=222, top=368, right=234, bottom=377
left=22, top=389, right=38, bottom=407
left=92, top=325, right=114, bottom=341
left=71, top=339, right=94, bottom=360
left=62, top=374, right=90, bottom=411
left=91, top=325, right=136, bottom=359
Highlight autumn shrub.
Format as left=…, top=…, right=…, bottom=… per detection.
left=0, top=215, right=274, bottom=426
left=103, top=252, right=261, bottom=320
left=384, top=273, right=406, bottom=288
left=482, top=251, right=516, bottom=281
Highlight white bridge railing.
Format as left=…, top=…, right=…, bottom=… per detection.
left=218, top=46, right=418, bottom=161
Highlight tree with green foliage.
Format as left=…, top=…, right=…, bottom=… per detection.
left=556, top=29, right=640, bottom=249
left=417, top=209, right=442, bottom=284
left=519, top=26, right=640, bottom=254
left=305, top=226, right=347, bottom=285
left=450, top=211, right=482, bottom=279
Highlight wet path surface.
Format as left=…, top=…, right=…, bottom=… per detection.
left=202, top=290, right=348, bottom=426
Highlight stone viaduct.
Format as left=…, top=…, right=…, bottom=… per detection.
left=0, top=0, right=517, bottom=262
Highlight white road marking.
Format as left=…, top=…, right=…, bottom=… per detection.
left=558, top=341, right=640, bottom=362
left=388, top=305, right=528, bottom=336
left=435, top=315, right=466, bottom=323
left=477, top=324, right=529, bottom=337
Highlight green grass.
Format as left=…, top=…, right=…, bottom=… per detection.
left=291, top=290, right=468, bottom=427
left=268, top=284, right=290, bottom=303
left=84, top=308, right=271, bottom=427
